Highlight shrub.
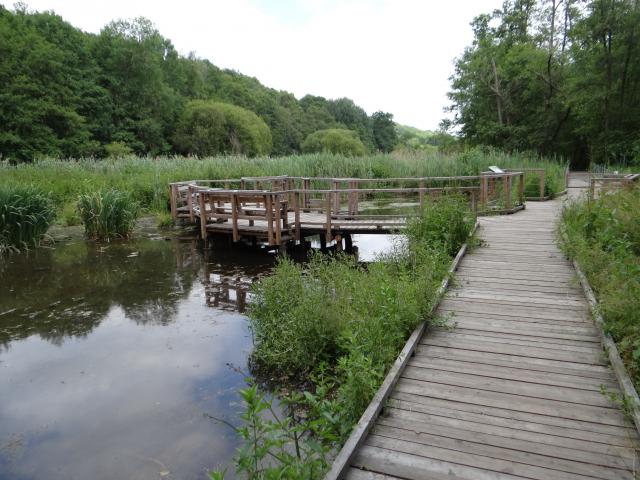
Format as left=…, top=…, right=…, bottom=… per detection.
left=301, top=129, right=367, bottom=156
left=77, top=189, right=139, bottom=240
left=173, top=100, right=272, bottom=157
left=104, top=141, right=134, bottom=158
left=560, top=186, right=640, bottom=386
left=0, top=185, right=56, bottom=252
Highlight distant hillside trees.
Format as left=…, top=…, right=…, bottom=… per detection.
left=174, top=101, right=272, bottom=156
left=301, top=129, right=367, bottom=156
left=0, top=6, right=396, bottom=161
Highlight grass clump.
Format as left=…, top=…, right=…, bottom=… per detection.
left=559, top=186, right=640, bottom=386
left=77, top=189, right=139, bottom=240
left=216, top=195, right=476, bottom=478
left=0, top=185, right=56, bottom=253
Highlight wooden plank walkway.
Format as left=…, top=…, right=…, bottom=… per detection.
left=342, top=199, right=640, bottom=480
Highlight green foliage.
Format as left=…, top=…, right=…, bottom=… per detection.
left=209, top=384, right=331, bottom=479
left=301, top=129, right=367, bottom=156
left=448, top=0, right=640, bottom=167
left=0, top=149, right=567, bottom=217
left=0, top=184, right=55, bottom=252
left=234, top=196, right=475, bottom=477
left=560, top=186, right=640, bottom=386
left=77, top=189, right=139, bottom=240
left=394, top=124, right=458, bottom=153
left=104, top=142, right=133, bottom=158
left=174, top=100, right=272, bottom=156
left=406, top=194, right=476, bottom=257
left=0, top=7, right=390, bottom=160
left=371, top=111, right=398, bottom=152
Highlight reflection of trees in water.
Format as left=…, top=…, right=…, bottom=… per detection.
left=0, top=239, right=202, bottom=349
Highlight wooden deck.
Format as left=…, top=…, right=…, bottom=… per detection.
left=331, top=199, right=640, bottom=480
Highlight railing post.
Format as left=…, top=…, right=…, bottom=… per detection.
left=198, top=191, right=207, bottom=240
left=518, top=173, right=525, bottom=205
left=231, top=193, right=239, bottom=242
left=303, top=178, right=310, bottom=209
left=419, top=178, right=425, bottom=209
left=274, top=193, right=282, bottom=246
left=294, top=191, right=301, bottom=242
left=480, top=175, right=488, bottom=210
left=325, top=193, right=332, bottom=243
left=348, top=180, right=358, bottom=216
left=504, top=174, right=512, bottom=209
left=265, top=194, right=274, bottom=245
left=188, top=185, right=195, bottom=223
left=332, top=179, right=340, bottom=213
left=539, top=170, right=545, bottom=199
left=169, top=184, right=178, bottom=220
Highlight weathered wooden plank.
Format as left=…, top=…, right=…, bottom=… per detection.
left=438, top=299, right=590, bottom=321
left=395, top=378, right=629, bottom=427
left=401, top=365, right=614, bottom=407
left=387, top=400, right=638, bottom=449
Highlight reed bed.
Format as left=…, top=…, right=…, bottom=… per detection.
left=77, top=189, right=139, bottom=240
left=0, top=148, right=567, bottom=216
left=0, top=185, right=56, bottom=253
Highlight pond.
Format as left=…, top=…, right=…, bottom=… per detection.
left=0, top=231, right=394, bottom=480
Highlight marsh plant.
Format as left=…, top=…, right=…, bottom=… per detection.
left=214, top=195, right=476, bottom=478
left=77, top=189, right=139, bottom=240
left=560, top=186, right=640, bottom=386
left=0, top=185, right=56, bottom=253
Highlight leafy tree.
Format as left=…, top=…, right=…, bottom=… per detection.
left=301, top=129, right=367, bottom=156
left=173, top=100, right=272, bottom=156
left=371, top=111, right=398, bottom=152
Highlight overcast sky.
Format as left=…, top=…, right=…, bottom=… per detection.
left=19, top=0, right=503, bottom=130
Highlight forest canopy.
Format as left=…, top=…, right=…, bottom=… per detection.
left=0, top=5, right=397, bottom=161
left=447, top=0, right=640, bottom=168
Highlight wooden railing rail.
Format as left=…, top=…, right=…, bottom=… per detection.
left=589, top=173, right=639, bottom=199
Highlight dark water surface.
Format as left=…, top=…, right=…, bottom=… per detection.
left=0, top=233, right=393, bottom=480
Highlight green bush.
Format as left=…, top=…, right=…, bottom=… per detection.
left=104, top=141, right=134, bottom=158
left=301, top=129, right=367, bottom=156
left=560, top=186, right=640, bottom=386
left=77, top=189, right=139, bottom=240
left=0, top=185, right=56, bottom=252
left=174, top=100, right=272, bottom=157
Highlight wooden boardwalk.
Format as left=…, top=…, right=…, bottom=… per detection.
left=337, top=199, right=640, bottom=480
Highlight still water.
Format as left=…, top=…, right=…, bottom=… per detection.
left=0, top=233, right=393, bottom=480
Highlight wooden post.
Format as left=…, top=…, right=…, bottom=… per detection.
left=480, top=175, right=488, bottom=209
left=265, top=194, right=274, bottom=245
left=188, top=185, right=195, bottom=223
left=518, top=173, right=525, bottom=204
left=274, top=194, right=282, bottom=246
left=470, top=190, right=477, bottom=212
left=294, top=191, right=301, bottom=242
left=325, top=193, right=332, bottom=243
left=198, top=191, right=207, bottom=240
left=303, top=178, right=310, bottom=209
left=503, top=174, right=512, bottom=209
left=169, top=184, right=177, bottom=219
left=231, top=193, right=239, bottom=242
left=419, top=178, right=425, bottom=209
left=332, top=180, right=340, bottom=213
left=539, top=170, right=545, bottom=199
left=348, top=180, right=358, bottom=216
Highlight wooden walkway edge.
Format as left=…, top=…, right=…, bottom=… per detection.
left=325, top=198, right=640, bottom=480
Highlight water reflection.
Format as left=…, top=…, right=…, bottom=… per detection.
left=0, top=233, right=394, bottom=480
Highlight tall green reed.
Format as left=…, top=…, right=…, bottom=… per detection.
left=0, top=185, right=56, bottom=253
left=77, top=189, right=139, bottom=240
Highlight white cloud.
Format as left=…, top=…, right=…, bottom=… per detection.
left=20, top=0, right=503, bottom=130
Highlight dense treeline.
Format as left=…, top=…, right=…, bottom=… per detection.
left=0, top=5, right=397, bottom=161
left=448, top=0, right=640, bottom=168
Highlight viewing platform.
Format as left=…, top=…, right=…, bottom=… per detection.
left=168, top=170, right=554, bottom=248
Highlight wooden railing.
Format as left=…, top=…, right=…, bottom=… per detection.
left=589, top=173, right=639, bottom=199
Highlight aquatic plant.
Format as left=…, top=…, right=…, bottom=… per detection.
left=214, top=196, right=476, bottom=478
left=77, top=189, right=139, bottom=240
left=0, top=185, right=56, bottom=253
